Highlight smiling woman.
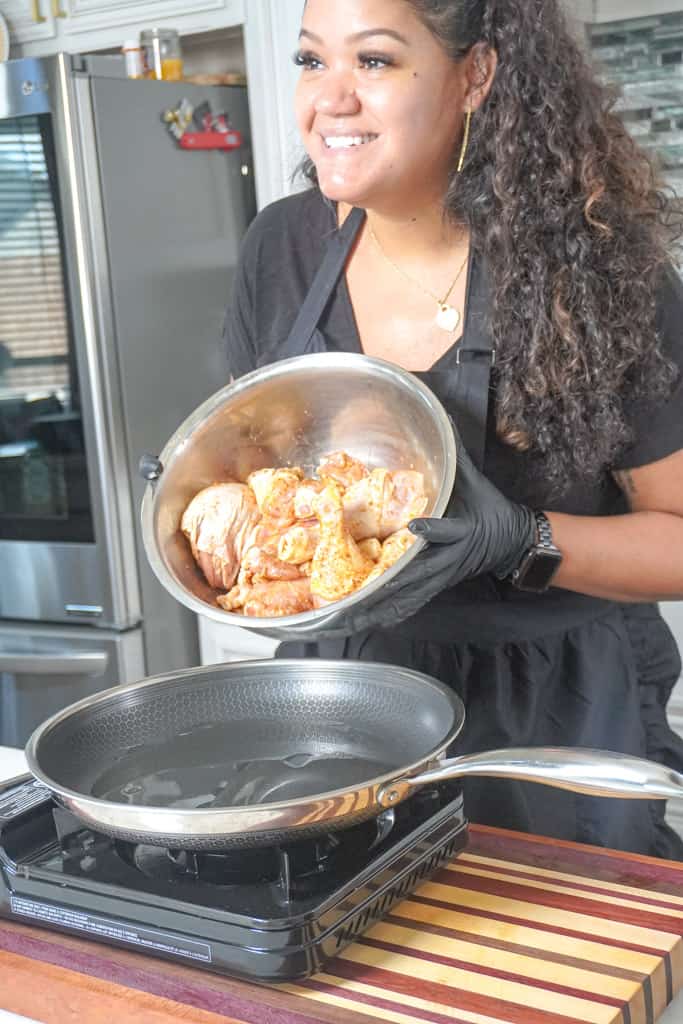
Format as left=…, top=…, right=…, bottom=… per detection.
left=293, top=11, right=472, bottom=216
left=221, top=0, right=683, bottom=859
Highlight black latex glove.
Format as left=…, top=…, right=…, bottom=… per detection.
left=311, top=424, right=537, bottom=638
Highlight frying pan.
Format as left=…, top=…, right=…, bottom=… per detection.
left=25, top=659, right=683, bottom=851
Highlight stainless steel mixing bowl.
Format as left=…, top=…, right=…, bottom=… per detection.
left=141, top=353, right=457, bottom=639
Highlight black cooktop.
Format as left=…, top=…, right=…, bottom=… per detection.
left=0, top=774, right=468, bottom=981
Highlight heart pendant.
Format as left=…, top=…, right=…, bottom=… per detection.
left=435, top=304, right=460, bottom=332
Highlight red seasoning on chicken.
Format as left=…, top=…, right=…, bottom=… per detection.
left=181, top=450, right=428, bottom=617
left=343, top=468, right=429, bottom=540
left=310, top=480, right=375, bottom=602
left=217, top=578, right=313, bottom=617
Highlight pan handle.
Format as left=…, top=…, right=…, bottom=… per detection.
left=376, top=747, right=683, bottom=808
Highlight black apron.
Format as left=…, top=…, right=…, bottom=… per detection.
left=277, top=209, right=683, bottom=858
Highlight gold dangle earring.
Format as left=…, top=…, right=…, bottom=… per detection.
left=457, top=109, right=472, bottom=173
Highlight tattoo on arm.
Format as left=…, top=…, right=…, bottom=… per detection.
left=614, top=469, right=638, bottom=504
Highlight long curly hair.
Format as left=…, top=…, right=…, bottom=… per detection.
left=301, top=0, right=681, bottom=491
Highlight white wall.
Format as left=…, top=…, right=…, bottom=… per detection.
left=243, top=0, right=305, bottom=209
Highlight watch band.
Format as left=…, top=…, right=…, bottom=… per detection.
left=534, top=510, right=556, bottom=549
left=509, top=509, right=563, bottom=592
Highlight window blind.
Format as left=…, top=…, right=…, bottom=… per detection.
left=0, top=115, right=70, bottom=399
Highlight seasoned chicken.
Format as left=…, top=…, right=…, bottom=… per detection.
left=310, top=480, right=375, bottom=601
left=277, top=519, right=321, bottom=564
left=247, top=467, right=302, bottom=524
left=382, top=471, right=430, bottom=536
left=218, top=578, right=313, bottom=617
left=181, top=483, right=260, bottom=591
left=342, top=468, right=389, bottom=541
left=363, top=528, right=417, bottom=586
left=316, top=450, right=368, bottom=489
left=237, top=518, right=307, bottom=594
left=182, top=451, right=426, bottom=618
left=240, top=544, right=303, bottom=583
left=358, top=537, right=382, bottom=562
left=343, top=468, right=428, bottom=540
left=293, top=478, right=326, bottom=519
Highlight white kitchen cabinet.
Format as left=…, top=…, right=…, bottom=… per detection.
left=62, top=0, right=239, bottom=40
left=0, top=0, right=57, bottom=46
left=198, top=615, right=279, bottom=665
left=4, top=0, right=244, bottom=58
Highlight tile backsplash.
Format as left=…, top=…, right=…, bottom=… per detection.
left=587, top=10, right=683, bottom=193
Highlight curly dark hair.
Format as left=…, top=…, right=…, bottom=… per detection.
left=301, top=0, right=681, bottom=492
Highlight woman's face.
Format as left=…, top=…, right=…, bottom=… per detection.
left=295, top=0, right=468, bottom=213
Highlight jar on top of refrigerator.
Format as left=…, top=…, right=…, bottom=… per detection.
left=140, top=28, right=184, bottom=81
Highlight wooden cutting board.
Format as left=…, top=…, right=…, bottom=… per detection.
left=1, top=824, right=683, bottom=1024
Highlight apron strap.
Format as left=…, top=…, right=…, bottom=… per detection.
left=449, top=255, right=495, bottom=470
left=285, top=206, right=366, bottom=351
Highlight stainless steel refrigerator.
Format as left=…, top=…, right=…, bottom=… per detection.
left=0, top=53, right=256, bottom=745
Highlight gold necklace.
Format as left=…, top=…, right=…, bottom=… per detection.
left=367, top=221, right=469, bottom=333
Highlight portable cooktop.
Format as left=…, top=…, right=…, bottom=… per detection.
left=0, top=774, right=468, bottom=981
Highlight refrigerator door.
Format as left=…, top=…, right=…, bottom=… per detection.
left=0, top=619, right=144, bottom=747
left=0, top=56, right=141, bottom=630
left=0, top=58, right=110, bottom=627
left=82, top=73, right=256, bottom=675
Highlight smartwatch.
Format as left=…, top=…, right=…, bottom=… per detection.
left=509, top=511, right=563, bottom=593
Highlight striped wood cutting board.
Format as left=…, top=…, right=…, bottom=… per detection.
left=1, top=825, right=683, bottom=1024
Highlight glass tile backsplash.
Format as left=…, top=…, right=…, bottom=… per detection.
left=587, top=10, right=683, bottom=193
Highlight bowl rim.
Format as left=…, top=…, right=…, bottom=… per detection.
left=141, top=352, right=456, bottom=636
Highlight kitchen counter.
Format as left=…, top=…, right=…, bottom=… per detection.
left=2, top=744, right=683, bottom=1024
left=0, top=748, right=28, bottom=783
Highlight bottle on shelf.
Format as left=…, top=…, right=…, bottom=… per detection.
left=140, top=28, right=184, bottom=82
left=121, top=39, right=145, bottom=79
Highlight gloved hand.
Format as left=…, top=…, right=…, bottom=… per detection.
left=311, top=423, right=537, bottom=637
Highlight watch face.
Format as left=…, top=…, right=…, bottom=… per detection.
left=515, top=549, right=563, bottom=592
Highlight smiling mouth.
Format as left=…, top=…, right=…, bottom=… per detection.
left=322, top=134, right=379, bottom=150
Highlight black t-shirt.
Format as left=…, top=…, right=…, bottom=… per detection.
left=223, top=187, right=683, bottom=519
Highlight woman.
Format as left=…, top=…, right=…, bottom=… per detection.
left=223, top=0, right=683, bottom=856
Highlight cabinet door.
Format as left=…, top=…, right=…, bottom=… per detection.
left=0, top=0, right=56, bottom=44
left=62, top=0, right=242, bottom=38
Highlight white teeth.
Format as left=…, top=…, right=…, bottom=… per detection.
left=324, top=134, right=376, bottom=149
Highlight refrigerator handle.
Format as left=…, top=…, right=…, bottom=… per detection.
left=0, top=651, right=109, bottom=676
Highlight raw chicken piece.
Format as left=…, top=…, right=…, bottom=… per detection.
left=238, top=510, right=307, bottom=589
left=247, top=468, right=277, bottom=511
left=358, top=537, right=382, bottom=562
left=293, top=479, right=326, bottom=519
left=181, top=483, right=260, bottom=591
left=317, top=451, right=369, bottom=489
left=244, top=519, right=286, bottom=556
left=343, top=469, right=428, bottom=540
left=277, top=519, right=321, bottom=564
left=247, top=467, right=302, bottom=523
left=381, top=471, right=429, bottom=536
left=362, top=528, right=417, bottom=586
left=240, top=545, right=303, bottom=583
left=310, top=481, right=374, bottom=602
left=342, top=468, right=389, bottom=541
left=218, top=578, right=313, bottom=617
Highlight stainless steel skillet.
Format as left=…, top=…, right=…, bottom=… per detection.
left=25, top=660, right=683, bottom=851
